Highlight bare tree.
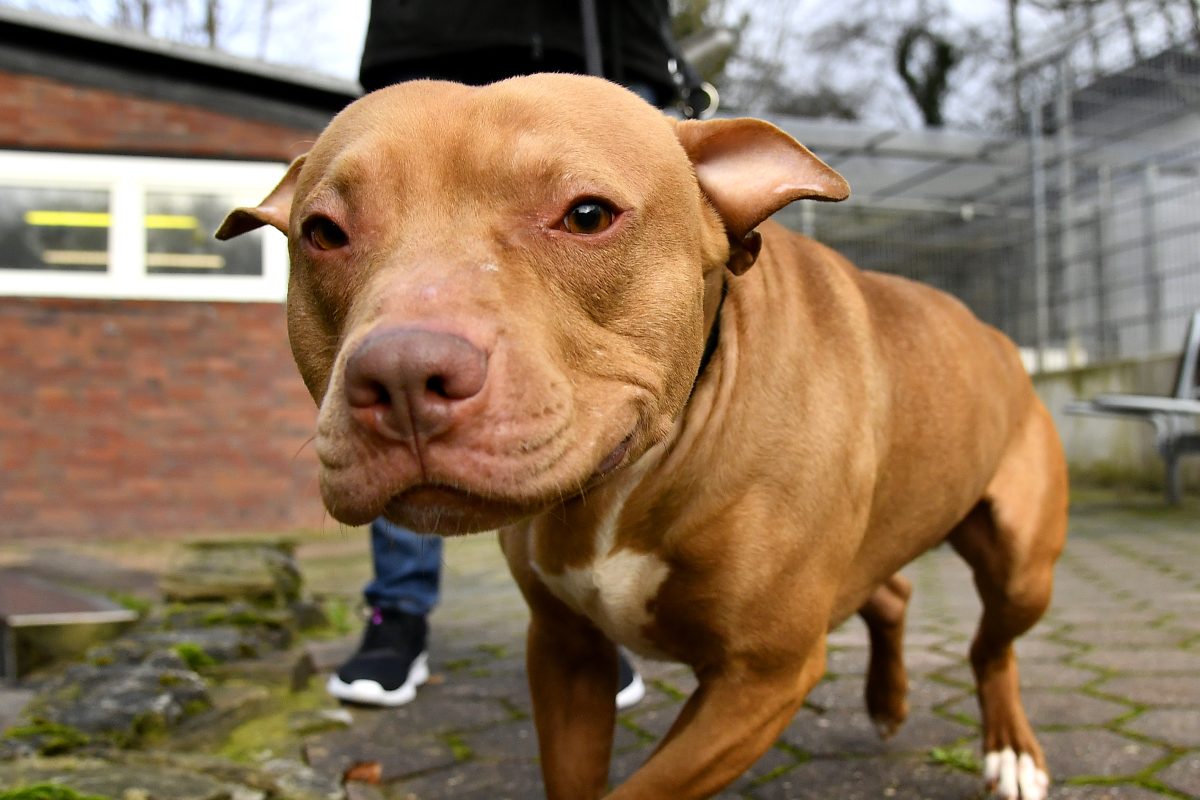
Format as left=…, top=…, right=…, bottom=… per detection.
left=896, top=25, right=961, bottom=127
left=711, top=0, right=1195, bottom=129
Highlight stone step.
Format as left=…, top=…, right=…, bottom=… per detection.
left=0, top=568, right=140, bottom=681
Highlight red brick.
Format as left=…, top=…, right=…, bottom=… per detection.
left=0, top=297, right=326, bottom=541
left=0, top=71, right=323, bottom=161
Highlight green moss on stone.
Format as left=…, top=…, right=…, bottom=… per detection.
left=0, top=784, right=113, bottom=800
left=2, top=721, right=90, bottom=755
left=928, top=745, right=980, bottom=774
left=172, top=642, right=216, bottom=670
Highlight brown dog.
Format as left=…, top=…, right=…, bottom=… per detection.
left=219, top=74, right=1067, bottom=800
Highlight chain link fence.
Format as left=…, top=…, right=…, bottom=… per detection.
left=780, top=16, right=1200, bottom=372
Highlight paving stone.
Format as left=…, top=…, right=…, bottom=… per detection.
left=388, top=759, right=544, bottom=800
left=1019, top=660, right=1104, bottom=689
left=1158, top=753, right=1200, bottom=798
left=1123, top=708, right=1200, bottom=748
left=609, top=741, right=782, bottom=796
left=1054, top=786, right=1173, bottom=799
left=1096, top=674, right=1200, bottom=707
left=1039, top=729, right=1170, bottom=780
left=826, top=647, right=870, bottom=676
left=1015, top=638, right=1084, bottom=661
left=459, top=719, right=538, bottom=761
left=1077, top=649, right=1200, bottom=674
left=941, top=689, right=1131, bottom=729
left=305, top=722, right=459, bottom=782
left=804, top=676, right=864, bottom=712
left=623, top=700, right=679, bottom=740
left=781, top=706, right=974, bottom=759
left=730, top=744, right=803, bottom=794
left=752, top=755, right=981, bottom=799
left=1057, top=625, right=1193, bottom=649
left=1036, top=689, right=1137, bottom=728
left=805, top=674, right=969, bottom=718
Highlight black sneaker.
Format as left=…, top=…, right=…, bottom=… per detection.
left=616, top=650, right=645, bottom=710
left=326, top=607, right=430, bottom=706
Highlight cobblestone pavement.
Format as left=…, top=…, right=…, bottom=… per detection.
left=308, top=493, right=1200, bottom=799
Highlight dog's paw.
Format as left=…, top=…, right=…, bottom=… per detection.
left=984, top=748, right=1049, bottom=800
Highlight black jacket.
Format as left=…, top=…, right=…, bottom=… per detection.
left=359, top=0, right=676, bottom=102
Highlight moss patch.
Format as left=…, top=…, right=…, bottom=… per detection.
left=217, top=683, right=331, bottom=763
left=3, top=721, right=90, bottom=755
left=928, top=745, right=980, bottom=774
left=171, top=642, right=216, bottom=671
left=0, top=785, right=112, bottom=800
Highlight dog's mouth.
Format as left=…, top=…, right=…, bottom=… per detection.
left=373, top=423, right=641, bottom=533
left=382, top=484, right=536, bottom=535
left=594, top=431, right=635, bottom=478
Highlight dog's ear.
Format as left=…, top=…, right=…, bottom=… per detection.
left=676, top=119, right=848, bottom=274
left=215, top=155, right=306, bottom=240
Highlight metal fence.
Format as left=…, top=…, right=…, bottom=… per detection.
left=784, top=16, right=1200, bottom=372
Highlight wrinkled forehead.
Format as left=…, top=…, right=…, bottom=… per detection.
left=301, top=75, right=687, bottom=202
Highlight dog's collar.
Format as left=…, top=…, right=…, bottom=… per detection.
left=690, top=277, right=727, bottom=398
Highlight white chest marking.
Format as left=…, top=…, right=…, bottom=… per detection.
left=533, top=478, right=671, bottom=659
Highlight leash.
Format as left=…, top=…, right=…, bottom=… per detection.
left=576, top=0, right=718, bottom=119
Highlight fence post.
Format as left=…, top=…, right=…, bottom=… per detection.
left=1028, top=82, right=1051, bottom=372
left=1094, top=163, right=1114, bottom=358
left=1055, top=59, right=1078, bottom=364
left=1141, top=162, right=1162, bottom=353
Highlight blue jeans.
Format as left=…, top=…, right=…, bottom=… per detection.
left=363, top=518, right=443, bottom=616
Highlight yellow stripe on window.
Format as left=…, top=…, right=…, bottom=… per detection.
left=145, top=215, right=200, bottom=230
left=25, top=211, right=110, bottom=227
left=24, top=211, right=200, bottom=230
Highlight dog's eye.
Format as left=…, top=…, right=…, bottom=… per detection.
left=305, top=217, right=348, bottom=251
left=562, top=202, right=614, bottom=235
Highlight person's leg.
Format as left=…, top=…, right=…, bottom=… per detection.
left=328, top=518, right=443, bottom=706
left=364, top=518, right=443, bottom=615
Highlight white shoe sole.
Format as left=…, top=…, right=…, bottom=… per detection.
left=616, top=672, right=646, bottom=710
left=326, top=651, right=430, bottom=707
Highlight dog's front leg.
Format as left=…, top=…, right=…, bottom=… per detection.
left=608, top=638, right=827, bottom=800
left=526, top=611, right=618, bottom=800
left=501, top=526, right=618, bottom=799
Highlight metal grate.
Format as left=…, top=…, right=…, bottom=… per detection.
left=762, top=17, right=1200, bottom=372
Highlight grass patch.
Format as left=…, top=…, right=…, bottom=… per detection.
left=929, top=745, right=980, bottom=774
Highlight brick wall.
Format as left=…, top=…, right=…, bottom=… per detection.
left=0, top=70, right=318, bottom=161
left=0, top=297, right=329, bottom=540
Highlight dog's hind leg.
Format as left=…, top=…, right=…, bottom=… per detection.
left=948, top=403, right=1068, bottom=800
left=858, top=573, right=912, bottom=738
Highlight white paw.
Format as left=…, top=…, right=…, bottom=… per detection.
left=984, top=748, right=1049, bottom=800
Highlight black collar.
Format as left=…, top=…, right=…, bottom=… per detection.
left=690, top=278, right=727, bottom=398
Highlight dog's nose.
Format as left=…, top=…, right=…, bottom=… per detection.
left=343, top=327, right=488, bottom=440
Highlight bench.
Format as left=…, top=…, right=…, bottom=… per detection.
left=1063, top=310, right=1200, bottom=505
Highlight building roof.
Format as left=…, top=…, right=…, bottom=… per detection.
left=0, top=5, right=359, bottom=131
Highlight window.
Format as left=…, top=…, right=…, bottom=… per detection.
left=0, top=151, right=289, bottom=302
left=1, top=186, right=110, bottom=273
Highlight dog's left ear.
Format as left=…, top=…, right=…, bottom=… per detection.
left=676, top=118, right=848, bottom=274
left=215, top=155, right=306, bottom=240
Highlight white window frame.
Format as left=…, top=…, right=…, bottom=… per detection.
left=0, top=150, right=290, bottom=303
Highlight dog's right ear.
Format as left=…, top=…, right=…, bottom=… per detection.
left=676, top=119, right=848, bottom=274
left=215, top=155, right=306, bottom=240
